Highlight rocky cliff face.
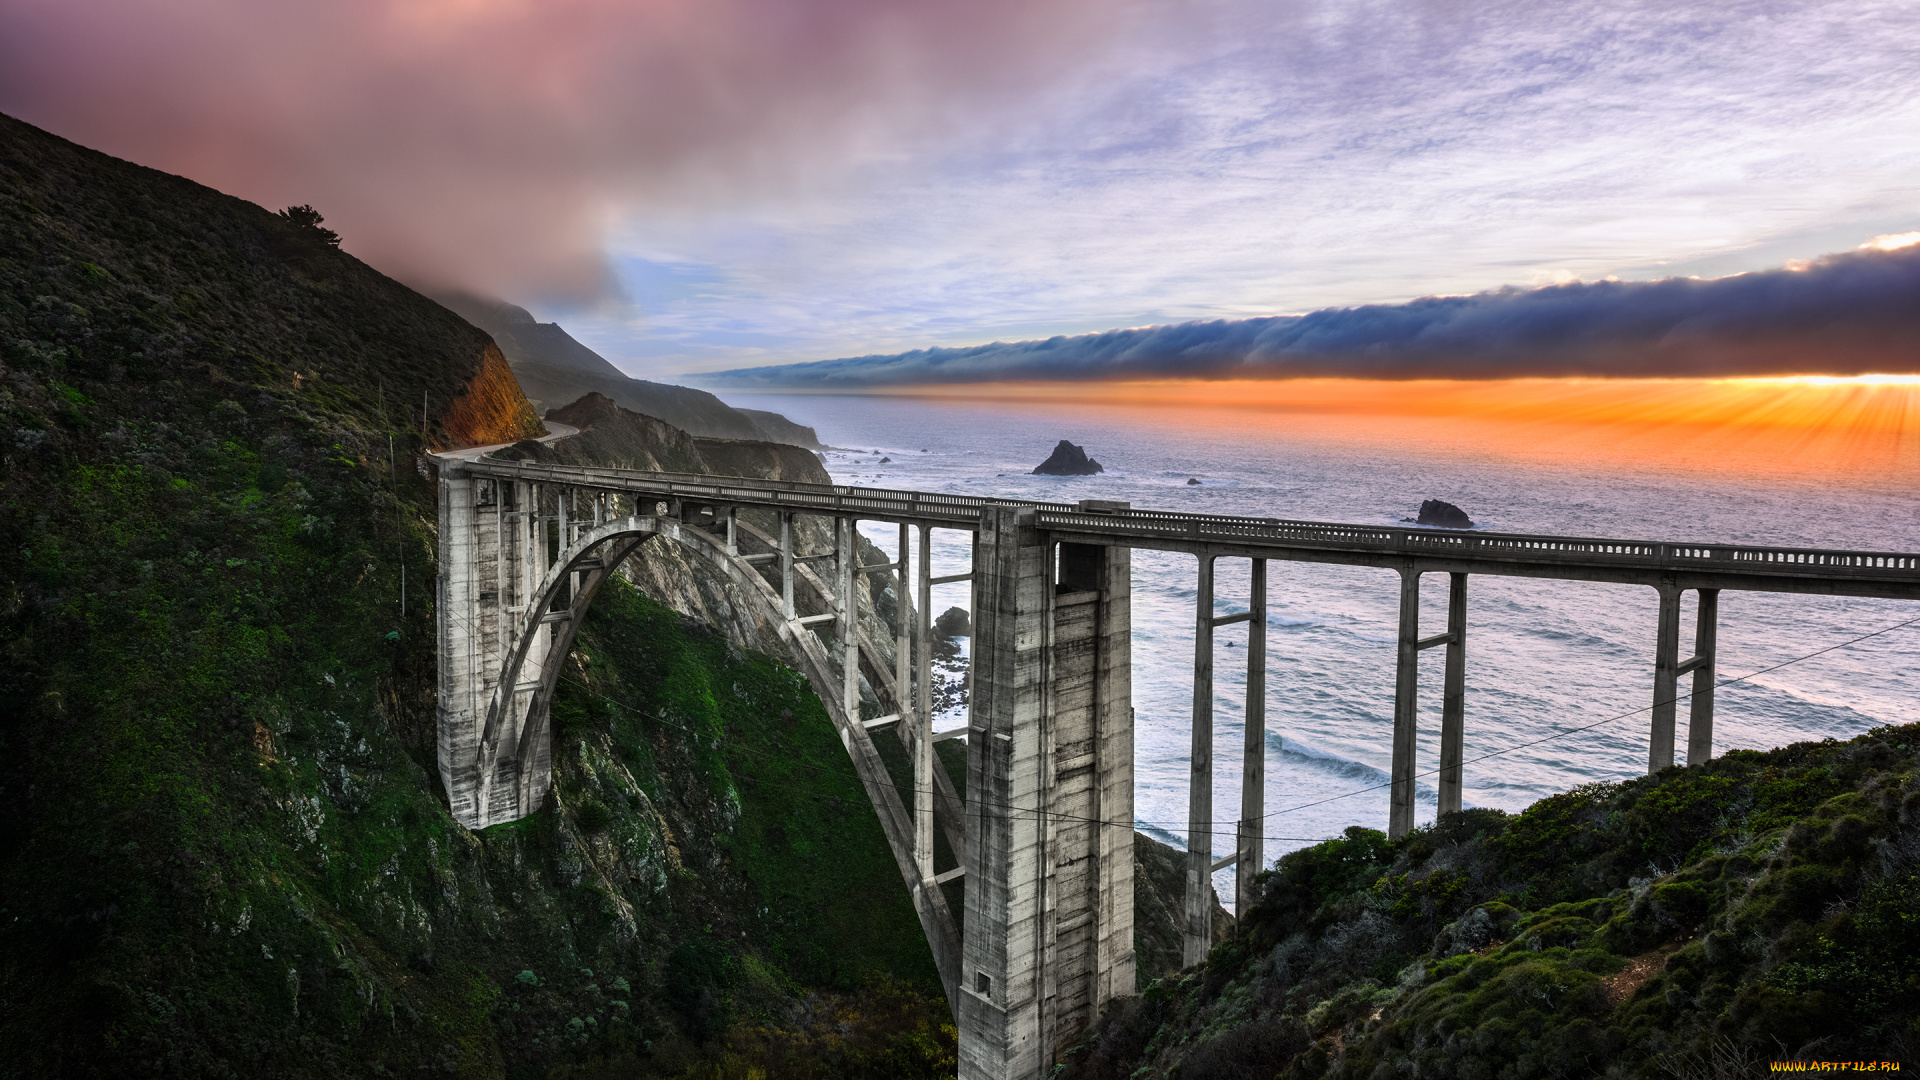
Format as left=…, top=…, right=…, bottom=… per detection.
left=733, top=407, right=825, bottom=450
left=440, top=342, right=546, bottom=449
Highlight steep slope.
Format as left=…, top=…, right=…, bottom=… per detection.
left=734, top=408, right=825, bottom=450
left=0, top=111, right=943, bottom=1078
left=1059, top=724, right=1920, bottom=1079
left=431, top=291, right=817, bottom=446
left=431, top=293, right=629, bottom=381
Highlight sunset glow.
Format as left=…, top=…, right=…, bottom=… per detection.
left=873, top=376, right=1920, bottom=487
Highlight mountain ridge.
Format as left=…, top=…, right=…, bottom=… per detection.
left=432, top=290, right=824, bottom=449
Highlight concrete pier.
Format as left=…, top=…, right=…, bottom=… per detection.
left=1651, top=584, right=1721, bottom=770
left=1438, top=573, right=1468, bottom=817
left=1688, top=589, right=1720, bottom=764
left=959, top=506, right=1134, bottom=1080
left=1388, top=569, right=1469, bottom=839
left=1236, top=559, right=1267, bottom=921
left=1184, top=555, right=1215, bottom=967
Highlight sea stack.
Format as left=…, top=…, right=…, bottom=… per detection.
left=1414, top=499, right=1475, bottom=528
left=1032, top=439, right=1104, bottom=475
left=934, top=606, right=972, bottom=639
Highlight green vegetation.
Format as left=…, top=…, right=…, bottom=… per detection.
left=1061, top=727, right=1920, bottom=1078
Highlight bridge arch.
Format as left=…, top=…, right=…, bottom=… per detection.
left=435, top=469, right=963, bottom=1000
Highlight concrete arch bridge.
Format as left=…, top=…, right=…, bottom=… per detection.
left=436, top=456, right=1920, bottom=1080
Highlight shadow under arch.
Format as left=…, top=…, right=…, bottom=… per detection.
left=475, top=511, right=962, bottom=1004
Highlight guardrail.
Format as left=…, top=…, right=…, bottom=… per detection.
left=462, top=459, right=1920, bottom=584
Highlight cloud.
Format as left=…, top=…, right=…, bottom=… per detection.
left=694, top=245, right=1920, bottom=386
left=0, top=0, right=1136, bottom=301
left=552, top=0, right=1920, bottom=377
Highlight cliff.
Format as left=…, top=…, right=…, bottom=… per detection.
left=733, top=407, right=825, bottom=450
left=440, top=342, right=546, bottom=449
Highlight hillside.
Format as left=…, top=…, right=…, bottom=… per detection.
left=432, top=292, right=824, bottom=448
left=1059, top=723, right=1920, bottom=1079
left=0, top=110, right=945, bottom=1077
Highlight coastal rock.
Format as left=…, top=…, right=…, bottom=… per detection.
left=1410, top=499, right=1475, bottom=529
left=934, top=606, right=972, bottom=639
left=1032, top=440, right=1104, bottom=476
left=1187, top=477, right=1201, bottom=485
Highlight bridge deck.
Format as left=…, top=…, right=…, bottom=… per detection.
left=460, top=459, right=1920, bottom=599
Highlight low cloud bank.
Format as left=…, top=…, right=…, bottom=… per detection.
left=699, top=245, right=1920, bottom=387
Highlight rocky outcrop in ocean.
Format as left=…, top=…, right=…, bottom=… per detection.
left=1033, top=440, right=1104, bottom=475
left=934, top=606, right=972, bottom=640
left=1408, top=498, right=1474, bottom=528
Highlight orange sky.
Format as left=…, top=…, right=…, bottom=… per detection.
left=880, top=376, right=1920, bottom=488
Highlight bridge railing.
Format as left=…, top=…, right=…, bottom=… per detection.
left=1036, top=507, right=1920, bottom=580
left=463, top=459, right=1920, bottom=582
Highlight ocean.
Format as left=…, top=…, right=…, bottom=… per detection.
left=721, top=386, right=1920, bottom=906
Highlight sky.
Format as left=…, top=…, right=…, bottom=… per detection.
left=3, top=0, right=1918, bottom=380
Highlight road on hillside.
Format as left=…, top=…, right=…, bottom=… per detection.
left=433, top=419, right=580, bottom=462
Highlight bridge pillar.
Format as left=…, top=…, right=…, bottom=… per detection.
left=1390, top=568, right=1422, bottom=839
left=1651, top=583, right=1720, bottom=771
left=1187, top=555, right=1272, bottom=956
left=915, top=525, right=936, bottom=881
left=437, top=467, right=551, bottom=828
left=961, top=506, right=1133, bottom=1080
left=1390, top=568, right=1468, bottom=838
left=837, top=516, right=858, bottom=723
left=1184, top=554, right=1215, bottom=967
left=1649, top=582, right=1683, bottom=772
left=1687, top=589, right=1719, bottom=764
left=1438, top=572, right=1468, bottom=817
left=1235, top=559, right=1267, bottom=921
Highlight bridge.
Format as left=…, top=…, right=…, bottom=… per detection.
left=434, top=455, right=1920, bottom=1080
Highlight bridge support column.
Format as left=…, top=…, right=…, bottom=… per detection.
left=916, top=525, right=937, bottom=879
left=437, top=469, right=551, bottom=827
left=1184, top=555, right=1216, bottom=966
left=1391, top=568, right=1467, bottom=838
left=1438, top=573, right=1468, bottom=818
left=838, top=517, right=858, bottom=723
left=1235, top=559, right=1267, bottom=919
left=780, top=512, right=795, bottom=619
left=1687, top=589, right=1719, bottom=764
left=1649, top=582, right=1683, bottom=772
left=1390, top=568, right=1422, bottom=839
left=961, top=508, right=1133, bottom=1080
left=899, top=523, right=933, bottom=880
